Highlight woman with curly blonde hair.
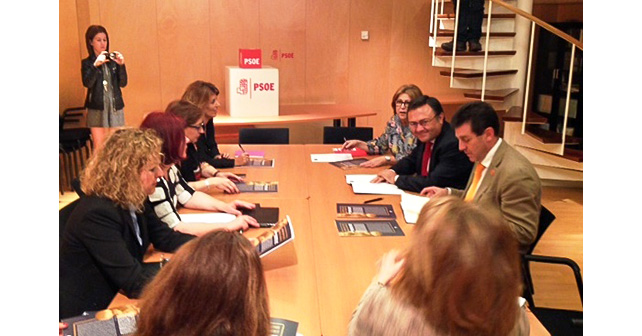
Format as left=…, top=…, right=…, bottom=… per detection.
left=349, top=196, right=529, bottom=336
left=136, top=230, right=270, bottom=336
left=59, top=128, right=195, bottom=319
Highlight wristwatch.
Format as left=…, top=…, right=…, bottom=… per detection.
left=385, top=156, right=391, bottom=162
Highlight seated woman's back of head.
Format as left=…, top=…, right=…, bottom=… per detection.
left=391, top=196, right=523, bottom=336
left=135, top=231, right=270, bottom=336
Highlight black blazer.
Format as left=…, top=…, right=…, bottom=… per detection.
left=81, top=55, right=127, bottom=110
left=197, top=119, right=235, bottom=169
left=392, top=122, right=473, bottom=192
left=59, top=196, right=194, bottom=319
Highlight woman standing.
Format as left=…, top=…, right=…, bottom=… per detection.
left=342, top=84, right=422, bottom=168
left=81, top=25, right=128, bottom=151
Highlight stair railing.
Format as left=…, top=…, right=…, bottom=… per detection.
left=432, top=0, right=583, bottom=156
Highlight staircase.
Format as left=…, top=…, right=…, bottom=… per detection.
left=429, top=0, right=583, bottom=184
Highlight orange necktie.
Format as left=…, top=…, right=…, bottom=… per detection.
left=464, top=163, right=485, bottom=202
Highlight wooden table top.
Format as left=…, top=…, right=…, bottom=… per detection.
left=111, top=144, right=550, bottom=336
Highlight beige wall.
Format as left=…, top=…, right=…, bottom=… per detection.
left=59, top=0, right=462, bottom=137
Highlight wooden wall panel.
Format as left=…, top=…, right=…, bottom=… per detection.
left=60, top=0, right=475, bottom=134
left=156, top=0, right=211, bottom=107
left=304, top=1, right=350, bottom=104
left=59, top=0, right=86, bottom=112
left=348, top=0, right=393, bottom=135
left=209, top=0, right=260, bottom=112
left=98, top=0, right=162, bottom=127
left=259, top=0, right=307, bottom=104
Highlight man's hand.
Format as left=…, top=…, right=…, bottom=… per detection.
left=360, top=156, right=389, bottom=168
left=420, top=186, right=448, bottom=197
left=371, top=169, right=397, bottom=184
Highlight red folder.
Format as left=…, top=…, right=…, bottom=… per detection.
left=332, top=147, right=368, bottom=157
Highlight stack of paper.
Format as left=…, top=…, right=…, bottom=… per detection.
left=345, top=174, right=403, bottom=195
left=400, top=191, right=431, bottom=224
left=311, top=153, right=354, bottom=162
left=179, top=212, right=237, bottom=224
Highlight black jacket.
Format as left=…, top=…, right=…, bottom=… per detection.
left=392, top=122, right=473, bottom=192
left=59, top=196, right=194, bottom=318
left=197, top=119, right=235, bottom=169
left=81, top=55, right=128, bottom=110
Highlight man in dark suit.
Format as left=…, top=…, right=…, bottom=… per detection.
left=372, top=95, right=472, bottom=193
left=421, top=101, right=542, bottom=253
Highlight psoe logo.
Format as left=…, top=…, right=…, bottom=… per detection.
left=237, top=79, right=248, bottom=95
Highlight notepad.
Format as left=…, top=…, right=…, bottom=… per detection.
left=242, top=206, right=280, bottom=227
left=237, top=158, right=275, bottom=167
left=337, top=203, right=396, bottom=218
left=236, top=181, right=279, bottom=192
left=329, top=158, right=368, bottom=169
left=335, top=219, right=404, bottom=236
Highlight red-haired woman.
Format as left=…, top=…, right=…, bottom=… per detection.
left=140, top=112, right=258, bottom=236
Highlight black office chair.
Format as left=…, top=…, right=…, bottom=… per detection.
left=322, top=126, right=373, bottom=144
left=59, top=107, right=92, bottom=191
left=522, top=205, right=583, bottom=336
left=239, top=128, right=289, bottom=144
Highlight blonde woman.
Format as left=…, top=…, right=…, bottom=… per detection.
left=349, top=196, right=529, bottom=335
left=59, top=129, right=194, bottom=319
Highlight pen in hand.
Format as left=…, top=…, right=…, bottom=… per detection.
left=238, top=143, right=246, bottom=153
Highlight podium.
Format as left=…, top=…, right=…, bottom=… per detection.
left=225, top=66, right=279, bottom=117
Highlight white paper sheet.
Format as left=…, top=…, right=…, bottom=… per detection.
left=400, top=191, right=431, bottom=224
left=310, top=153, right=353, bottom=162
left=180, top=213, right=237, bottom=224
left=350, top=182, right=403, bottom=195
left=345, top=174, right=378, bottom=184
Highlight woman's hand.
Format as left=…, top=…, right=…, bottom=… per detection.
left=359, top=156, right=389, bottom=168
left=112, top=51, right=125, bottom=65
left=342, top=140, right=368, bottom=151
left=59, top=322, right=68, bottom=336
left=376, top=250, right=405, bottom=286
left=220, top=152, right=232, bottom=159
left=207, top=177, right=240, bottom=194
left=225, top=215, right=259, bottom=231
left=228, top=200, right=256, bottom=211
left=93, top=51, right=109, bottom=67
left=217, top=172, right=244, bottom=182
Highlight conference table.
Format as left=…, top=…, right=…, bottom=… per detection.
left=111, top=144, right=550, bottom=336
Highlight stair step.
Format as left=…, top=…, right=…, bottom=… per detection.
left=436, top=29, right=516, bottom=38
left=435, top=48, right=516, bottom=56
left=502, top=107, right=547, bottom=124
left=463, top=88, right=518, bottom=101
left=437, top=13, right=516, bottom=19
left=440, top=68, right=517, bottom=78
left=562, top=147, right=583, bottom=162
left=525, top=125, right=582, bottom=145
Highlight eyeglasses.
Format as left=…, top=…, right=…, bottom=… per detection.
left=409, top=115, right=438, bottom=129
left=395, top=100, right=412, bottom=108
left=187, top=122, right=205, bottom=131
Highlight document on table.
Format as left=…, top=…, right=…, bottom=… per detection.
left=310, top=153, right=353, bottom=162
left=400, top=191, right=431, bottom=224
left=180, top=213, right=236, bottom=224
left=345, top=174, right=403, bottom=195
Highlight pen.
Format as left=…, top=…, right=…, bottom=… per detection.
left=344, top=137, right=347, bottom=142
left=363, top=197, right=383, bottom=204
left=239, top=143, right=246, bottom=153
